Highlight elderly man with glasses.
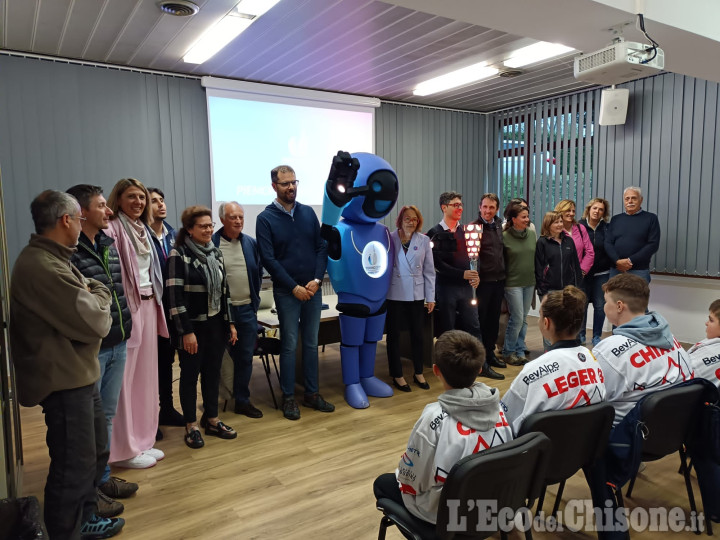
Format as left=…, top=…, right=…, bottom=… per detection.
left=10, top=190, right=124, bottom=538
left=427, top=191, right=504, bottom=380
left=256, top=165, right=335, bottom=420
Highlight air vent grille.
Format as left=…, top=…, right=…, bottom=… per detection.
left=577, top=47, right=617, bottom=73
left=158, top=1, right=199, bottom=17
left=498, top=69, right=523, bottom=78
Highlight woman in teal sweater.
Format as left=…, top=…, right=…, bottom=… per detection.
left=502, top=202, right=537, bottom=366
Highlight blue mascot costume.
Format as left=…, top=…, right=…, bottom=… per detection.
left=321, top=151, right=399, bottom=409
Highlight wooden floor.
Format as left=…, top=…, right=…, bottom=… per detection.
left=18, top=317, right=705, bottom=539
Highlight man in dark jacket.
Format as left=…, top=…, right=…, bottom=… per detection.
left=472, top=193, right=507, bottom=372
left=427, top=191, right=504, bottom=380
left=67, top=185, right=139, bottom=519
left=256, top=164, right=335, bottom=420
left=148, top=187, right=184, bottom=431
left=213, top=201, right=264, bottom=418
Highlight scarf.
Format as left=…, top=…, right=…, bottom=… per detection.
left=118, top=212, right=151, bottom=257
left=184, top=236, right=223, bottom=315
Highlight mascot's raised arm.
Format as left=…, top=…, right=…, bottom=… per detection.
left=321, top=151, right=399, bottom=409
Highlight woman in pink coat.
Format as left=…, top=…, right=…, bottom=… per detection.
left=105, top=178, right=169, bottom=469
left=554, top=199, right=594, bottom=279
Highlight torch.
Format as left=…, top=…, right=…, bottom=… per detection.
left=464, top=223, right=483, bottom=306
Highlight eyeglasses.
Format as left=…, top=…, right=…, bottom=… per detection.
left=195, top=222, right=216, bottom=230
left=403, top=217, right=418, bottom=223
left=445, top=203, right=463, bottom=209
left=60, top=214, right=86, bottom=222
left=275, top=180, right=299, bottom=188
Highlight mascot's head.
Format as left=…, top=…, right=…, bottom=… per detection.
left=341, top=153, right=398, bottom=223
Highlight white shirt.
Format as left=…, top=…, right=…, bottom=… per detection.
left=501, top=343, right=606, bottom=434
left=688, top=338, right=720, bottom=389
left=593, top=333, right=694, bottom=426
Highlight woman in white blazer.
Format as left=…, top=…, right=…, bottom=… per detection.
left=386, top=205, right=436, bottom=391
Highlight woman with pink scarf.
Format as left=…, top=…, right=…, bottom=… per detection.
left=106, top=178, right=168, bottom=469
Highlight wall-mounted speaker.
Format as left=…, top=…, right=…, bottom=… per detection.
left=599, top=88, right=630, bottom=126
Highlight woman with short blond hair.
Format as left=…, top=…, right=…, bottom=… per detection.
left=579, top=197, right=612, bottom=345
left=554, top=199, right=594, bottom=278
left=385, top=205, right=435, bottom=391
left=535, top=211, right=582, bottom=350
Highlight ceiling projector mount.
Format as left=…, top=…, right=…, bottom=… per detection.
left=573, top=8, right=664, bottom=86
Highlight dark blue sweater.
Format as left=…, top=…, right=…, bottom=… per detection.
left=256, top=202, right=328, bottom=294
left=604, top=210, right=661, bottom=270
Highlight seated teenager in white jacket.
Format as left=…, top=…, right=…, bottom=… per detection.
left=501, top=286, right=606, bottom=435
left=592, top=273, right=694, bottom=427
left=688, top=299, right=720, bottom=388
left=372, top=330, right=513, bottom=524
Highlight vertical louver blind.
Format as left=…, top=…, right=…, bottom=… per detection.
left=489, top=90, right=601, bottom=222
left=490, top=74, right=720, bottom=277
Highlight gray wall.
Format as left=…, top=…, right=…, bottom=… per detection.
left=375, top=103, right=489, bottom=230
left=596, top=73, right=720, bottom=277
left=2, top=56, right=716, bottom=276
left=0, top=55, right=210, bottom=264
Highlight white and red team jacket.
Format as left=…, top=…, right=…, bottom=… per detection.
left=500, top=342, right=607, bottom=435
left=592, top=333, right=694, bottom=426
left=688, top=337, right=720, bottom=389
left=396, top=383, right=513, bottom=524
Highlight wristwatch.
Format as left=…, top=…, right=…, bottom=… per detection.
left=314, top=278, right=322, bottom=285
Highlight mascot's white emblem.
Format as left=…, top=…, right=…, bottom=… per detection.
left=362, top=241, right=387, bottom=278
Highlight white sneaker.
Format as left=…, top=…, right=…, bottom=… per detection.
left=112, top=453, right=157, bottom=469
left=143, top=448, right=165, bottom=461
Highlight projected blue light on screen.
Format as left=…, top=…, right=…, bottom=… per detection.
left=208, top=96, right=374, bottom=206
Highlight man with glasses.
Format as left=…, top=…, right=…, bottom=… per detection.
left=10, top=190, right=124, bottom=538
left=428, top=192, right=504, bottom=380
left=213, top=201, right=264, bottom=418
left=256, top=165, right=335, bottom=420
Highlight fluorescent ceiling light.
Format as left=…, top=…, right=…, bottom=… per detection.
left=236, top=0, right=281, bottom=17
left=183, top=13, right=252, bottom=64
left=413, top=62, right=499, bottom=96
left=504, top=42, right=575, bottom=68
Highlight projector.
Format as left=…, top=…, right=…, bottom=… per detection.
left=574, top=41, right=664, bottom=85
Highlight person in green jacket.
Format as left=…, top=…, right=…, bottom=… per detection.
left=501, top=201, right=537, bottom=366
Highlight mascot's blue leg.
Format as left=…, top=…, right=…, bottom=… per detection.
left=359, top=312, right=393, bottom=398
left=339, top=314, right=369, bottom=409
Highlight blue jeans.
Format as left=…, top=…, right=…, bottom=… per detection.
left=609, top=267, right=651, bottom=283
left=581, top=273, right=610, bottom=345
left=97, top=342, right=127, bottom=484
left=274, top=289, right=321, bottom=397
left=228, top=304, right=258, bottom=403
left=503, top=286, right=534, bottom=357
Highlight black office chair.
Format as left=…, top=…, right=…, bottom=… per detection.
left=518, top=403, right=615, bottom=518
left=375, top=432, right=552, bottom=540
left=254, top=328, right=282, bottom=409
left=619, top=384, right=706, bottom=533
